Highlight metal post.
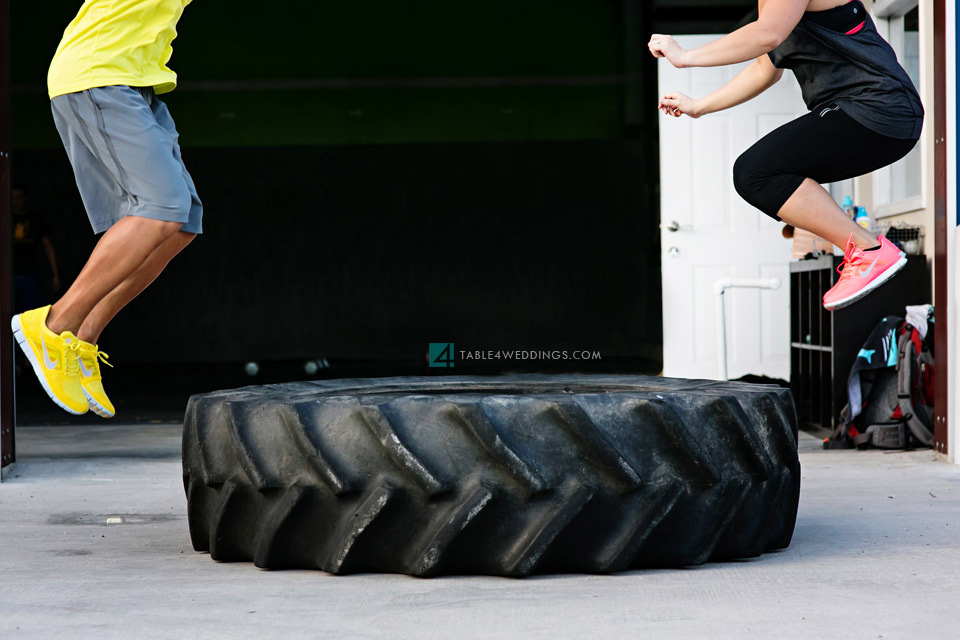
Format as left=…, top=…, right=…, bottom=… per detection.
left=933, top=0, right=949, bottom=455
left=0, top=0, right=14, bottom=475
left=714, top=277, right=781, bottom=381
left=714, top=288, right=728, bottom=381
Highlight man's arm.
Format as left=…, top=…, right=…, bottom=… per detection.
left=650, top=0, right=807, bottom=68
left=659, top=54, right=783, bottom=119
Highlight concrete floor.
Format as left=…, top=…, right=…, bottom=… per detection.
left=1, top=425, right=958, bottom=640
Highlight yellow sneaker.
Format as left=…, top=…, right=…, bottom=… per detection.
left=11, top=305, right=88, bottom=415
left=77, top=340, right=116, bottom=418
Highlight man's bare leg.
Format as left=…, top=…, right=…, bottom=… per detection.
left=46, top=216, right=184, bottom=335
left=77, top=231, right=196, bottom=345
left=776, top=178, right=878, bottom=250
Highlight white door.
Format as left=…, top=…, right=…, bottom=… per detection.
left=659, top=36, right=805, bottom=381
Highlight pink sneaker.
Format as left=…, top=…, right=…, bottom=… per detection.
left=823, top=234, right=907, bottom=310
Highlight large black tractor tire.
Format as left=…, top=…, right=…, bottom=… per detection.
left=183, top=375, right=800, bottom=576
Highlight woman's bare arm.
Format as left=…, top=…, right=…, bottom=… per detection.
left=697, top=55, right=784, bottom=115
left=659, top=55, right=783, bottom=119
left=649, top=0, right=807, bottom=68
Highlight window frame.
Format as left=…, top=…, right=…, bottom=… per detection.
left=871, top=0, right=925, bottom=219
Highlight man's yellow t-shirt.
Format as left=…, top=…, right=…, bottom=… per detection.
left=48, top=0, right=192, bottom=100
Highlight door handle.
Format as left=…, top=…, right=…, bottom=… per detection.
left=661, top=220, right=690, bottom=233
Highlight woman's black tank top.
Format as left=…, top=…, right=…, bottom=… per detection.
left=768, top=0, right=923, bottom=139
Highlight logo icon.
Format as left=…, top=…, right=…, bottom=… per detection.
left=428, top=343, right=455, bottom=368
left=79, top=357, right=95, bottom=378
left=41, top=332, right=59, bottom=370
left=859, top=254, right=881, bottom=278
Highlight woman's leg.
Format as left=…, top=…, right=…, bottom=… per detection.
left=776, top=178, right=877, bottom=250
left=732, top=107, right=917, bottom=250
left=733, top=107, right=919, bottom=309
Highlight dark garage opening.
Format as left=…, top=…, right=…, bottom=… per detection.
left=8, top=0, right=756, bottom=424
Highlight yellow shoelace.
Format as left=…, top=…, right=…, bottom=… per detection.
left=95, top=349, right=113, bottom=369
left=80, top=347, right=114, bottom=374
left=64, top=341, right=82, bottom=377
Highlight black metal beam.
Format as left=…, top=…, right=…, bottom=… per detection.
left=650, top=0, right=753, bottom=8
left=650, top=0, right=757, bottom=35
left=1, top=0, right=14, bottom=471
left=652, top=7, right=754, bottom=22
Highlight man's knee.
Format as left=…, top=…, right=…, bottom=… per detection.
left=153, top=219, right=185, bottom=240
left=123, top=216, right=183, bottom=241
left=176, top=230, right=197, bottom=248
left=152, top=229, right=196, bottom=264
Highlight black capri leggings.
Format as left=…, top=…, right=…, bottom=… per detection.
left=733, top=105, right=919, bottom=220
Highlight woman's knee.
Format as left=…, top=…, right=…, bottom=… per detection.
left=732, top=150, right=786, bottom=219
left=732, top=150, right=761, bottom=201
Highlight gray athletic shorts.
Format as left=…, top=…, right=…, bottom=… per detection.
left=51, top=85, right=203, bottom=235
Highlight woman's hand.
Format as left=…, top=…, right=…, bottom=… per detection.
left=648, top=34, right=688, bottom=68
left=658, top=92, right=702, bottom=119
